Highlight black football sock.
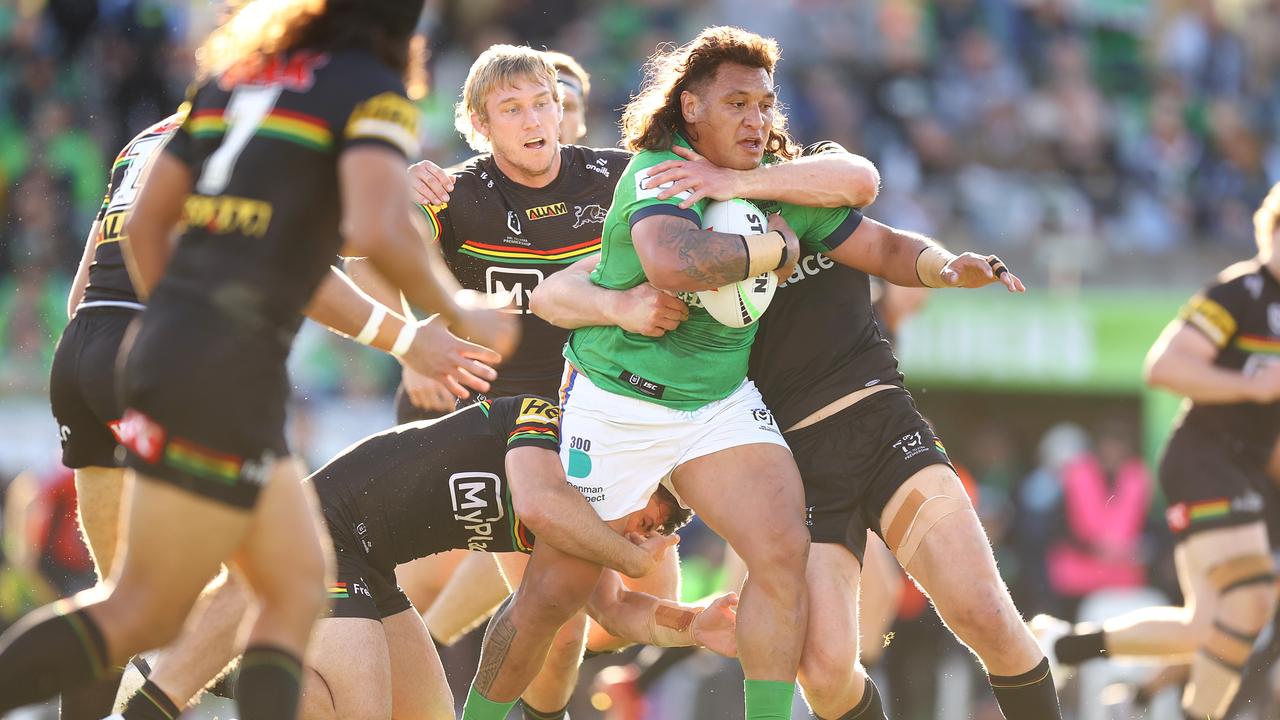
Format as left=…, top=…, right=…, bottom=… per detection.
left=988, top=657, right=1062, bottom=720
left=122, top=679, right=182, bottom=720
left=827, top=676, right=886, bottom=720
left=523, top=700, right=569, bottom=719
left=59, top=667, right=124, bottom=720
left=236, top=644, right=303, bottom=720
left=0, top=603, right=112, bottom=713
left=1054, top=630, right=1108, bottom=665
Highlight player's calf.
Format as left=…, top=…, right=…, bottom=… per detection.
left=1183, top=554, right=1277, bottom=719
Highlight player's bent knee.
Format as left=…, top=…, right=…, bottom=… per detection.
left=798, top=641, right=859, bottom=697
left=740, top=520, right=810, bottom=577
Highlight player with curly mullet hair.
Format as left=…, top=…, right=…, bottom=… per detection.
left=458, top=26, right=882, bottom=720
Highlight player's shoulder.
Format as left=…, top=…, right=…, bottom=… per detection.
left=1209, top=258, right=1266, bottom=295
left=318, top=49, right=403, bottom=91
left=566, top=145, right=632, bottom=171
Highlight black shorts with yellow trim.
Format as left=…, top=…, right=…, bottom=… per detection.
left=118, top=297, right=290, bottom=509
left=1159, top=421, right=1270, bottom=542
left=785, top=387, right=952, bottom=562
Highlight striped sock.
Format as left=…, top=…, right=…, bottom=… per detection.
left=989, top=657, right=1063, bottom=720
left=122, top=679, right=181, bottom=720
left=0, top=602, right=111, bottom=712
left=523, top=699, right=569, bottom=719
left=236, top=644, right=303, bottom=720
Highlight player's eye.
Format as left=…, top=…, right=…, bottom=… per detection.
left=731, top=101, right=746, bottom=109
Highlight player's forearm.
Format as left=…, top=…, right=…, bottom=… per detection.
left=304, top=267, right=410, bottom=353
left=637, top=217, right=774, bottom=292
left=736, top=153, right=880, bottom=208
left=832, top=217, right=946, bottom=287
left=528, top=258, right=617, bottom=329
left=587, top=576, right=700, bottom=648
left=342, top=257, right=407, bottom=314
left=358, top=213, right=465, bottom=326
left=517, top=492, right=650, bottom=577
left=1145, top=348, right=1257, bottom=403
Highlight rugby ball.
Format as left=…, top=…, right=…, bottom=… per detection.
left=696, top=198, right=778, bottom=328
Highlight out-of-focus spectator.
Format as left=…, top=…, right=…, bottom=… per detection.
left=1047, top=419, right=1152, bottom=612
left=1012, top=422, right=1087, bottom=616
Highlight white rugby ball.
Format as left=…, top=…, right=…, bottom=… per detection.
left=696, top=198, right=778, bottom=328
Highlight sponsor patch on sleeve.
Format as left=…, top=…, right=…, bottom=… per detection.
left=1180, top=294, right=1236, bottom=348
left=508, top=397, right=561, bottom=446
left=635, top=168, right=693, bottom=202
left=345, top=92, right=420, bottom=158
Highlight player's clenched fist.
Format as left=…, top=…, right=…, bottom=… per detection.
left=608, top=283, right=690, bottom=337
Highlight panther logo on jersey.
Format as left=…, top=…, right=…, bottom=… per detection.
left=574, top=204, right=607, bottom=229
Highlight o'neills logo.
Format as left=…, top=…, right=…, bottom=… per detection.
left=526, top=202, right=568, bottom=221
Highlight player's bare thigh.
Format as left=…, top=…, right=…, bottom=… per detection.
left=299, top=617, right=391, bottom=720
left=384, top=607, right=454, bottom=720
left=74, top=466, right=126, bottom=580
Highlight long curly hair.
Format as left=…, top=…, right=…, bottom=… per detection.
left=196, top=0, right=426, bottom=95
left=620, top=26, right=797, bottom=159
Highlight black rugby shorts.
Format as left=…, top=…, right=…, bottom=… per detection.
left=49, top=308, right=138, bottom=468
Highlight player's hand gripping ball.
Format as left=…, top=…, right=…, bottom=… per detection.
left=696, top=198, right=778, bottom=328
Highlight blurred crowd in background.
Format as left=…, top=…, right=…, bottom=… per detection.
left=1, top=0, right=1279, bottom=717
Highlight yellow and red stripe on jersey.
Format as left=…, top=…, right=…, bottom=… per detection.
left=1235, top=334, right=1280, bottom=355
left=508, top=425, right=559, bottom=446
left=458, top=237, right=601, bottom=265
left=417, top=202, right=446, bottom=241
left=188, top=109, right=333, bottom=151
left=327, top=582, right=351, bottom=599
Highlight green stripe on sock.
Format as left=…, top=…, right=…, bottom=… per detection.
left=745, top=679, right=795, bottom=720
left=462, top=687, right=517, bottom=720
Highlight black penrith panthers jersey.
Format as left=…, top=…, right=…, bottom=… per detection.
left=159, top=49, right=420, bottom=343
left=418, top=146, right=630, bottom=399
left=1175, top=259, right=1280, bottom=457
left=309, top=395, right=561, bottom=566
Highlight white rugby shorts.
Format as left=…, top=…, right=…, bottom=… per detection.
left=556, top=363, right=790, bottom=521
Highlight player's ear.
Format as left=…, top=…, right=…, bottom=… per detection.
left=680, top=89, right=701, bottom=124
left=471, top=111, right=490, bottom=142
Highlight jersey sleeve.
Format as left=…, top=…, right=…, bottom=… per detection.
left=415, top=201, right=452, bottom=248
left=1178, top=279, right=1244, bottom=349
left=495, top=396, right=562, bottom=451
left=619, top=146, right=708, bottom=230
left=340, top=64, right=421, bottom=161
left=777, top=203, right=863, bottom=254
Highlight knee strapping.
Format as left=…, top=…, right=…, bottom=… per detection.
left=1207, top=553, right=1276, bottom=596
left=883, top=489, right=968, bottom=569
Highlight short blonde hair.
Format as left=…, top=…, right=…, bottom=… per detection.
left=1258, top=182, right=1280, bottom=257
left=455, top=45, right=560, bottom=152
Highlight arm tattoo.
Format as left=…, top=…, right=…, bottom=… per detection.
left=649, top=216, right=747, bottom=287
left=473, top=606, right=519, bottom=695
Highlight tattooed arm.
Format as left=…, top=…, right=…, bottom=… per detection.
left=631, top=212, right=798, bottom=293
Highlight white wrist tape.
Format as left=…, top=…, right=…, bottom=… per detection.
left=355, top=306, right=386, bottom=346
left=915, top=246, right=953, bottom=288
left=390, top=321, right=417, bottom=358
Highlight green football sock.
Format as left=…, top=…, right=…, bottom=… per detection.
left=462, top=687, right=517, bottom=720
left=745, top=679, right=795, bottom=719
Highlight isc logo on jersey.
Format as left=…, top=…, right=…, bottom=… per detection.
left=696, top=199, right=778, bottom=328
left=448, top=472, right=504, bottom=551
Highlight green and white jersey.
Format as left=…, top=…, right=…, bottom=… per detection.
left=564, top=134, right=860, bottom=409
